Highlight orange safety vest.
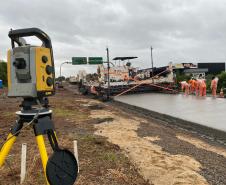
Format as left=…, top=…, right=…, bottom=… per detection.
left=201, top=80, right=206, bottom=88
left=211, top=79, right=217, bottom=89
left=194, top=80, right=197, bottom=88
left=191, top=80, right=196, bottom=88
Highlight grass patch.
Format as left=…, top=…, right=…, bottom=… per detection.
left=81, top=135, right=97, bottom=142
left=102, top=152, right=117, bottom=162
left=53, top=107, right=89, bottom=121
left=2, top=111, right=15, bottom=118
left=35, top=170, right=46, bottom=184
left=80, top=135, right=106, bottom=146
left=54, top=108, right=76, bottom=117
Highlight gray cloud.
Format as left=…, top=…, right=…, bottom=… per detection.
left=0, top=0, right=226, bottom=76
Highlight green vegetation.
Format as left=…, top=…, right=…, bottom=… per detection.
left=175, top=72, right=191, bottom=87
left=86, top=73, right=99, bottom=82
left=53, top=107, right=89, bottom=121
left=217, top=72, right=226, bottom=91
left=0, top=60, right=7, bottom=86
left=81, top=135, right=97, bottom=142
left=102, top=152, right=117, bottom=162
left=55, top=76, right=66, bottom=81
left=175, top=72, right=191, bottom=83
left=2, top=111, right=15, bottom=118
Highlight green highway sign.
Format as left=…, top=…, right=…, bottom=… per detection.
left=72, top=57, right=87, bottom=65
left=88, top=57, right=103, bottom=65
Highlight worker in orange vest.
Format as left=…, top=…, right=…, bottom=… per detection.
left=180, top=81, right=186, bottom=92
left=188, top=78, right=192, bottom=93
left=199, top=79, right=206, bottom=97
left=188, top=77, right=196, bottom=94
left=180, top=81, right=189, bottom=95
left=193, top=79, right=197, bottom=95
left=195, top=79, right=201, bottom=96
left=211, top=76, right=218, bottom=97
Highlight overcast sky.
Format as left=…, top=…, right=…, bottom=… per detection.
left=0, top=0, right=226, bottom=77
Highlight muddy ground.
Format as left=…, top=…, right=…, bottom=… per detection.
left=1, top=86, right=226, bottom=185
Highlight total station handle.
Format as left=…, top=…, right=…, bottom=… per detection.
left=8, top=28, right=52, bottom=49
left=8, top=28, right=55, bottom=93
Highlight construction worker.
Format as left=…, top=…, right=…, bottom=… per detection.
left=199, top=79, right=206, bottom=97
left=196, top=79, right=201, bottom=96
left=211, top=76, right=218, bottom=97
left=193, top=78, right=197, bottom=95
left=188, top=77, right=196, bottom=94
left=187, top=82, right=191, bottom=95
left=180, top=81, right=186, bottom=91
left=180, top=81, right=189, bottom=95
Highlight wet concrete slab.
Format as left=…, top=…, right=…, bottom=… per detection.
left=115, top=93, right=226, bottom=132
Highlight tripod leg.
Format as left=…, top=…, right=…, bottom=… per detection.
left=0, top=133, right=17, bottom=166
left=34, top=116, right=56, bottom=185
left=0, top=120, right=23, bottom=167
left=36, top=135, right=50, bottom=185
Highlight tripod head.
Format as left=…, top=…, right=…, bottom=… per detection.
left=20, top=97, right=49, bottom=111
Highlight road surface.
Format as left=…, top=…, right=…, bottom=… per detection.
left=115, top=93, right=226, bottom=132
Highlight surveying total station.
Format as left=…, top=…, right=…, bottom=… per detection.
left=0, top=28, right=78, bottom=185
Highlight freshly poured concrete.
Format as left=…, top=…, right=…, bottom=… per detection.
left=115, top=93, right=226, bottom=132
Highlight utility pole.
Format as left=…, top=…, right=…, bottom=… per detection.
left=106, top=47, right=110, bottom=100
left=150, top=46, right=154, bottom=83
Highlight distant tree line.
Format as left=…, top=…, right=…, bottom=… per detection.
left=0, top=60, right=7, bottom=86
left=86, top=73, right=99, bottom=82
left=217, top=72, right=226, bottom=91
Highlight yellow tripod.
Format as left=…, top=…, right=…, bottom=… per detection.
left=0, top=98, right=78, bottom=185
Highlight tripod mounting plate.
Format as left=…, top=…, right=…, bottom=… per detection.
left=16, top=109, right=52, bottom=116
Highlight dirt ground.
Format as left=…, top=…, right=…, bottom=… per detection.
left=0, top=88, right=147, bottom=185
left=1, top=86, right=226, bottom=185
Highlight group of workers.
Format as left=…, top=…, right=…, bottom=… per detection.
left=180, top=76, right=223, bottom=97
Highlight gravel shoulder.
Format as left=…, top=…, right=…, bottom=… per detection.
left=110, top=100, right=226, bottom=185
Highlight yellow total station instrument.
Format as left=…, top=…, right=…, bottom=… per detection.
left=0, top=28, right=78, bottom=185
